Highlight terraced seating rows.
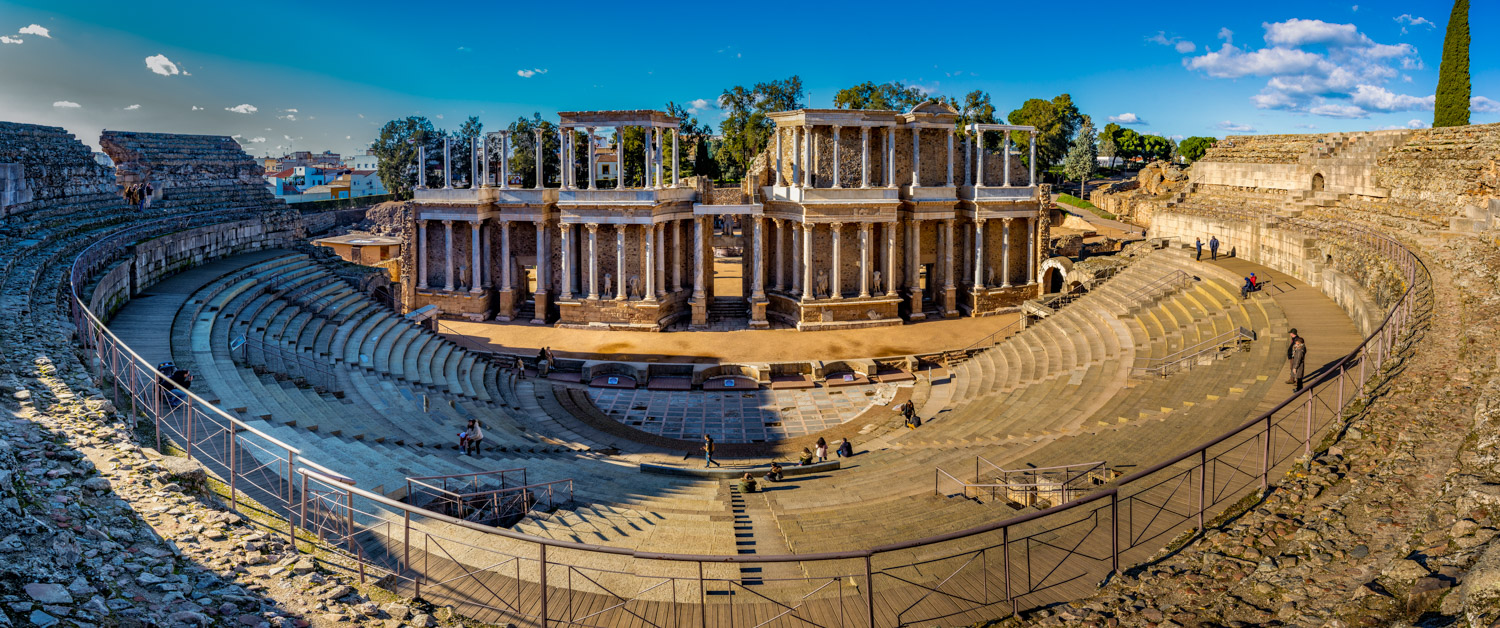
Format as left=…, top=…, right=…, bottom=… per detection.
left=1200, top=134, right=1319, bottom=164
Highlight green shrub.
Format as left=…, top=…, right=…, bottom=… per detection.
left=1055, top=194, right=1117, bottom=220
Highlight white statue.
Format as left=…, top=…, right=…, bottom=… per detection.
left=816, top=269, right=829, bottom=298
left=603, top=273, right=613, bottom=298
left=628, top=274, right=641, bottom=300
left=872, top=270, right=883, bottom=294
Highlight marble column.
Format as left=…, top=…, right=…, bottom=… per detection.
left=792, top=222, right=803, bottom=295
left=692, top=218, right=705, bottom=298
left=615, top=226, right=626, bottom=300
left=557, top=223, right=571, bottom=298
left=654, top=128, right=665, bottom=190
left=1029, top=133, right=1037, bottom=187
left=499, top=132, right=510, bottom=189
left=974, top=219, right=986, bottom=289
left=442, top=220, right=455, bottom=290
left=532, top=129, right=544, bottom=189
left=655, top=223, right=666, bottom=297
left=1003, top=133, right=1011, bottom=187
left=1026, top=218, right=1037, bottom=285
left=962, top=223, right=972, bottom=286
left=885, top=222, right=897, bottom=297
left=416, top=146, right=427, bottom=190
left=586, top=128, right=597, bottom=189
left=860, top=127, right=870, bottom=188
left=417, top=220, right=428, bottom=288
left=908, top=220, right=921, bottom=289
left=964, top=133, right=973, bottom=187
left=910, top=128, right=921, bottom=187
left=943, top=219, right=955, bottom=291
left=946, top=129, right=954, bottom=187
left=481, top=223, right=492, bottom=287
left=477, top=137, right=487, bottom=187
left=886, top=126, right=897, bottom=188
left=830, top=222, right=843, bottom=299
left=535, top=220, right=549, bottom=291
left=772, top=218, right=785, bottom=292
left=616, top=127, right=627, bottom=189
left=858, top=223, right=871, bottom=298
left=801, top=222, right=814, bottom=301
left=644, top=224, right=656, bottom=302
left=500, top=221, right=512, bottom=291
left=751, top=216, right=765, bottom=300
left=775, top=127, right=784, bottom=186
left=443, top=138, right=452, bottom=189
left=1001, top=218, right=1013, bottom=288
left=831, top=125, right=842, bottom=188
left=790, top=127, right=801, bottom=188
left=977, top=131, right=987, bottom=187
left=587, top=224, right=600, bottom=300
left=802, top=126, right=813, bottom=187
left=469, top=219, right=482, bottom=294
left=558, top=126, right=570, bottom=190
left=672, top=220, right=683, bottom=292
left=672, top=130, right=680, bottom=187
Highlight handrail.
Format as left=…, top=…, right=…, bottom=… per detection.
left=1120, top=268, right=1191, bottom=305
left=66, top=205, right=1428, bottom=622
left=1133, top=326, right=1258, bottom=377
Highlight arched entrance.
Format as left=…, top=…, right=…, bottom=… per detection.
left=1039, top=257, right=1073, bottom=294
left=1311, top=173, right=1326, bottom=191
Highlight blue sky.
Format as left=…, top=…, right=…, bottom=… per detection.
left=1, top=0, right=1494, bottom=157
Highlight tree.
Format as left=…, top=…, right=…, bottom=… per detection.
left=1005, top=94, right=1084, bottom=173
left=507, top=113, right=559, bottom=188
left=665, top=101, right=714, bottom=179
left=449, top=116, right=482, bottom=186
left=1179, top=136, right=1216, bottom=163
left=719, top=75, right=804, bottom=180
left=1062, top=116, right=1098, bottom=196
left=833, top=81, right=926, bottom=111
left=1139, top=134, right=1172, bottom=162
left=1434, top=0, right=1471, bottom=127
left=692, top=136, right=720, bottom=179
left=949, top=90, right=1000, bottom=148
left=371, top=116, right=437, bottom=196
left=1100, top=122, right=1122, bottom=167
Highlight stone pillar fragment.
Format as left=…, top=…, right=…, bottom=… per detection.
left=1001, top=218, right=1013, bottom=288
left=443, top=220, right=454, bottom=290
left=587, top=224, right=599, bottom=300
left=469, top=219, right=482, bottom=294
left=417, top=220, right=428, bottom=288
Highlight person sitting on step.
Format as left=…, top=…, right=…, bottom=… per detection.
left=798, top=447, right=814, bottom=466
left=764, top=462, right=784, bottom=483
left=536, top=347, right=550, bottom=377
left=739, top=472, right=758, bottom=494
left=460, top=419, right=484, bottom=455
left=836, top=438, right=854, bottom=458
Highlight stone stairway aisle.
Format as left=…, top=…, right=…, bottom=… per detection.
left=726, top=482, right=803, bottom=588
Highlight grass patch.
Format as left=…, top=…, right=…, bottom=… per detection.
left=1055, top=194, right=1117, bottom=220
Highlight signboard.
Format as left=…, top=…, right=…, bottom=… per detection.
left=843, top=373, right=855, bottom=382
left=607, top=376, right=619, bottom=386
left=724, top=378, right=736, bottom=387
left=229, top=335, right=245, bottom=352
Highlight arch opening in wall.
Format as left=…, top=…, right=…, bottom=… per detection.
left=1038, top=257, right=1073, bottom=295
left=1312, top=173, right=1326, bottom=192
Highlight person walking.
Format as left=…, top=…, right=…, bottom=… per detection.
left=1288, top=335, right=1307, bottom=389
left=1195, top=237, right=1203, bottom=261
left=1285, top=328, right=1304, bottom=386
left=1209, top=236, right=1220, bottom=261
left=814, top=437, right=827, bottom=462
left=702, top=434, right=720, bottom=468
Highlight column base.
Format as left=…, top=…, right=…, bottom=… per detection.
left=497, top=290, right=519, bottom=321
left=749, top=299, right=769, bottom=329
left=689, top=298, right=709, bottom=329
left=531, top=292, right=550, bottom=325
left=943, top=286, right=959, bottom=318
left=906, top=290, right=926, bottom=321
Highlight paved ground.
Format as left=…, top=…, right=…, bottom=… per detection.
left=587, top=382, right=903, bottom=442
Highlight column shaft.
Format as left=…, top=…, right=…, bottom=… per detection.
left=500, top=221, right=512, bottom=291
left=965, top=134, right=973, bottom=187
left=910, top=128, right=920, bottom=187
left=977, top=131, right=987, bottom=187
left=587, top=225, right=599, bottom=299
left=943, top=219, right=955, bottom=289
left=692, top=218, right=705, bottom=298
left=443, top=220, right=454, bottom=290
left=417, top=220, right=428, bottom=288
left=858, top=223, right=871, bottom=298
left=443, top=138, right=452, bottom=189
left=751, top=217, right=765, bottom=300
left=469, top=219, right=482, bottom=293
left=830, top=223, right=842, bottom=299
left=792, top=223, right=802, bottom=294
left=481, top=135, right=490, bottom=187
left=558, top=126, right=569, bottom=189
left=1001, top=218, right=1012, bottom=288
left=586, top=128, right=597, bottom=189
left=673, top=220, right=683, bottom=292
left=1026, top=218, right=1037, bottom=284
left=672, top=130, right=680, bottom=187
left=773, top=219, right=785, bottom=292
left=801, top=223, right=814, bottom=301
left=831, top=126, right=842, bottom=188
left=1003, top=133, right=1011, bottom=187
left=644, top=224, right=656, bottom=302
left=886, top=126, right=896, bottom=188
left=775, top=128, right=784, bottom=186
left=945, top=129, right=954, bottom=187
left=860, top=127, right=870, bottom=188
left=558, top=223, right=570, bottom=297
left=802, top=126, right=813, bottom=187
left=533, top=130, right=543, bottom=189
left=499, top=133, right=510, bottom=189
left=885, top=222, right=897, bottom=296
left=974, top=220, right=986, bottom=289
left=536, top=220, right=549, bottom=293
left=1029, top=133, right=1037, bottom=187
left=481, top=223, right=491, bottom=287
left=615, top=226, right=626, bottom=300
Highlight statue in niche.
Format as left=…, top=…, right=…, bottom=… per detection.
left=603, top=273, right=614, bottom=298
left=872, top=270, right=883, bottom=295
left=457, top=264, right=469, bottom=291
left=816, top=269, right=829, bottom=299
left=628, top=275, right=641, bottom=300
left=988, top=267, right=997, bottom=288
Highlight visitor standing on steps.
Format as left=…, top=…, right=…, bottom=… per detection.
left=703, top=434, right=720, bottom=468
left=1210, top=236, right=1220, bottom=261
left=1196, top=237, right=1203, bottom=261
left=1285, top=328, right=1305, bottom=387
left=814, top=437, right=827, bottom=462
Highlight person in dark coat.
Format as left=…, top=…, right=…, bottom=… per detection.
left=703, top=434, right=720, bottom=468
left=1209, top=236, right=1220, bottom=261
left=1285, top=329, right=1305, bottom=387
left=1195, top=238, right=1203, bottom=261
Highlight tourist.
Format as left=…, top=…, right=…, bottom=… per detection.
left=1195, top=238, right=1203, bottom=261
left=1285, top=328, right=1302, bottom=385
left=1241, top=275, right=1256, bottom=299
left=460, top=419, right=484, bottom=455
left=514, top=355, right=526, bottom=379
left=144, top=183, right=153, bottom=210
left=536, top=347, right=550, bottom=377
left=167, top=367, right=192, bottom=407
left=739, top=472, right=758, bottom=494
left=764, top=462, right=784, bottom=483
left=703, top=434, right=720, bottom=468
left=1289, top=335, right=1307, bottom=389
left=814, top=437, right=827, bottom=462
left=836, top=438, right=853, bottom=458
left=798, top=447, right=814, bottom=466
left=1209, top=236, right=1220, bottom=261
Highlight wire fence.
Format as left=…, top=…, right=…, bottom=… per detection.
left=68, top=212, right=1428, bottom=627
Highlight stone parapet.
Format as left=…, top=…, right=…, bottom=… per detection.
left=0, top=122, right=118, bottom=216
left=99, top=130, right=285, bottom=214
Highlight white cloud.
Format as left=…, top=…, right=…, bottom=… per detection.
left=1263, top=19, right=1366, bottom=47
left=687, top=98, right=718, bottom=115
left=1473, top=97, right=1500, bottom=114
left=283, top=135, right=293, bottom=141
left=284, top=108, right=298, bottom=113
left=145, top=54, right=180, bottom=77
left=1308, top=103, right=1367, bottom=118
left=225, top=103, right=257, bottom=114
left=1218, top=28, right=1234, bottom=44
left=435, top=114, right=444, bottom=119
left=1217, top=121, right=1256, bottom=132
left=1108, top=113, right=1147, bottom=125
left=0, top=36, right=20, bottom=45
left=1295, top=123, right=1319, bottom=129
left=278, top=114, right=297, bottom=121
left=1394, top=14, right=1435, bottom=35
left=358, top=113, right=365, bottom=119
left=516, top=68, right=547, bottom=78
left=1147, top=31, right=1195, bottom=54
left=191, top=105, right=203, bottom=111
left=1183, top=18, right=1426, bottom=120
left=248, top=137, right=266, bottom=143
left=1350, top=84, right=1434, bottom=112
left=1351, top=5, right=1358, bottom=11
left=124, top=104, right=140, bottom=111
left=18, top=24, right=48, bottom=38
left=1406, top=119, right=1429, bottom=129
left=52, top=100, right=81, bottom=109
left=456, top=46, right=471, bottom=52
left=345, top=135, right=351, bottom=140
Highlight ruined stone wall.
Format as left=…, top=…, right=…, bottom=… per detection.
left=0, top=122, right=118, bottom=217
left=99, top=131, right=285, bottom=214
left=1369, top=123, right=1500, bottom=224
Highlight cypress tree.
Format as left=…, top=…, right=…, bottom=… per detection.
left=1434, top=0, right=1471, bottom=128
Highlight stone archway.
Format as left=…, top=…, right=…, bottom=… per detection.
left=1312, top=173, right=1326, bottom=192
left=1039, top=257, right=1074, bottom=294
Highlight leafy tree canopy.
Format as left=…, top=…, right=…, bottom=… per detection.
left=371, top=116, right=437, bottom=196
left=833, top=81, right=926, bottom=111
left=1434, top=0, right=1471, bottom=127
left=1178, top=136, right=1216, bottom=163
left=719, top=75, right=804, bottom=180
left=1005, top=94, right=1084, bottom=172
left=1061, top=115, right=1098, bottom=188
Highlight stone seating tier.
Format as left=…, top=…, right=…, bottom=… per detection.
left=1200, top=134, right=1319, bottom=165
left=0, top=122, right=118, bottom=209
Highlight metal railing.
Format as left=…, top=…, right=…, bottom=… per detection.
left=1133, top=326, right=1258, bottom=378
left=1119, top=269, right=1192, bottom=306
left=937, top=460, right=1112, bottom=507
left=406, top=469, right=574, bottom=527
left=69, top=209, right=1428, bottom=627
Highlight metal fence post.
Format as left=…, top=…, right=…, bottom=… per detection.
left=1198, top=449, right=1207, bottom=531
left=539, top=544, right=548, bottom=628
left=865, top=555, right=876, bottom=628
left=698, top=562, right=707, bottom=628
left=1110, top=491, right=1119, bottom=574
left=1261, top=415, right=1271, bottom=490
left=184, top=399, right=193, bottom=459
left=229, top=426, right=237, bottom=511
left=1304, top=397, right=1313, bottom=458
